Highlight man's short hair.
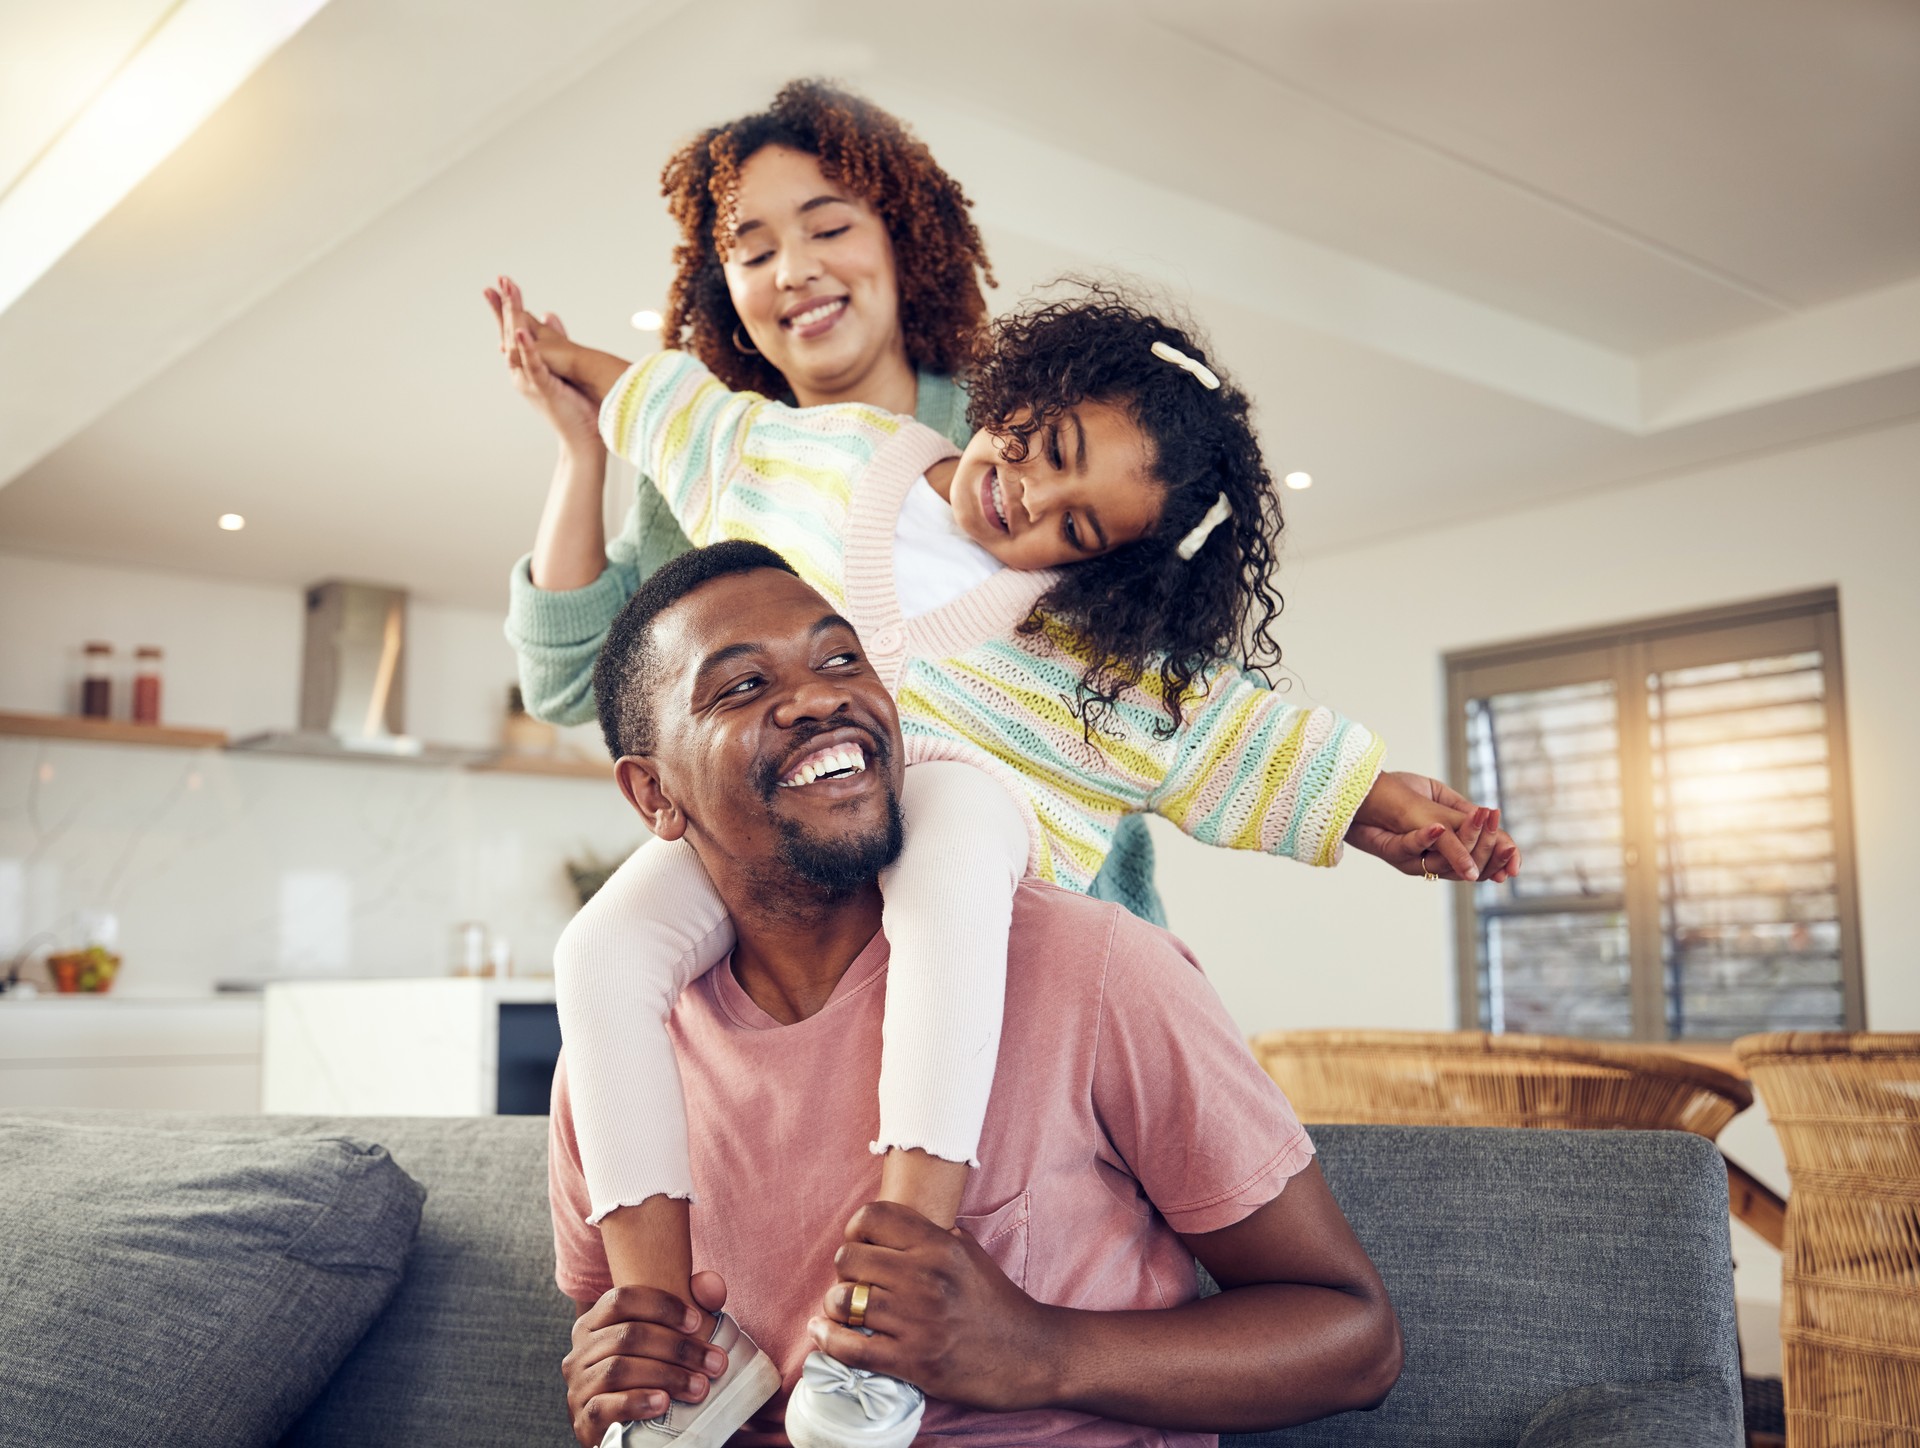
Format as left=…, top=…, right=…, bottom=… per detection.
left=593, top=541, right=800, bottom=759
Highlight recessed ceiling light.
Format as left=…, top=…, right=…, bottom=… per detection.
left=1285, top=471, right=1313, bottom=490
left=631, top=309, right=663, bottom=331
left=218, top=513, right=245, bottom=531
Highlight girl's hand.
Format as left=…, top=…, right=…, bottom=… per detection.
left=1346, top=772, right=1521, bottom=883
left=483, top=276, right=601, bottom=451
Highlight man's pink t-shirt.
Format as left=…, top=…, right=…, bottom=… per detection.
left=549, top=881, right=1314, bottom=1447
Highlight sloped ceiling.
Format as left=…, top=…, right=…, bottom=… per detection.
left=1, top=0, right=1916, bottom=607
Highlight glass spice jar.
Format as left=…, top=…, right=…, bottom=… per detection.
left=132, top=646, right=163, bottom=724
left=80, top=641, right=114, bottom=719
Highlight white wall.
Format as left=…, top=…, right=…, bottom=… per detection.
left=1149, top=412, right=1920, bottom=1336
left=0, top=552, right=633, bottom=992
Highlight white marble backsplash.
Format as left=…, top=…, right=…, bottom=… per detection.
left=0, top=738, right=640, bottom=994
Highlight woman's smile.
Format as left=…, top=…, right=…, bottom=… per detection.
left=783, top=294, right=850, bottom=339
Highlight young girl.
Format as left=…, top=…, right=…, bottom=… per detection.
left=505, top=287, right=1515, bottom=1448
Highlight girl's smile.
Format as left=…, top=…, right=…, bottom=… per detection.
left=930, top=400, right=1165, bottom=570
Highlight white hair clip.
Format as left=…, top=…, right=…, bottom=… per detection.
left=1176, top=492, right=1232, bottom=560
left=1151, top=340, right=1220, bottom=390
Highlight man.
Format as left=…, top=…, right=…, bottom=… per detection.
left=551, top=540, right=1403, bottom=1447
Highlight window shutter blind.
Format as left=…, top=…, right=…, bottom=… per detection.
left=1466, top=679, right=1632, bottom=1036
left=1650, top=650, right=1846, bottom=1035
left=1448, top=591, right=1861, bottom=1041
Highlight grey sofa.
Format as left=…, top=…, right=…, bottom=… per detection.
left=18, top=1113, right=1743, bottom=1446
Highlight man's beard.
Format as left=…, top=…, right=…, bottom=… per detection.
left=749, top=722, right=904, bottom=901
left=772, top=787, right=905, bottom=900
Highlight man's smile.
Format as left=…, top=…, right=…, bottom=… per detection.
left=777, top=740, right=868, bottom=788
left=756, top=722, right=889, bottom=804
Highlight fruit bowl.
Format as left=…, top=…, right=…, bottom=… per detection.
left=48, top=946, right=121, bottom=994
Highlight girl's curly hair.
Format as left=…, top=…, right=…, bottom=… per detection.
left=659, top=80, right=994, bottom=399
left=968, top=285, right=1285, bottom=739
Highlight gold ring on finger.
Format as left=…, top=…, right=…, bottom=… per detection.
left=1421, top=853, right=1440, bottom=882
left=847, top=1282, right=871, bottom=1329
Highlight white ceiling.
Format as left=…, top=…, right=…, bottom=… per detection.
left=1, top=0, right=1917, bottom=608
left=0, top=0, right=175, bottom=197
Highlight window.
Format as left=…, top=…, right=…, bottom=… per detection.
left=1446, top=590, right=1863, bottom=1041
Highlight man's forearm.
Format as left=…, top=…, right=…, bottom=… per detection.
left=1034, top=1280, right=1401, bottom=1432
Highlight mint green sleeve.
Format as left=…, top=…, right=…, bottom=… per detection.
left=504, top=352, right=746, bottom=726
left=503, top=467, right=693, bottom=728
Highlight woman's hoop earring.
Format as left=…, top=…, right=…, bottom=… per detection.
left=732, top=324, right=759, bottom=356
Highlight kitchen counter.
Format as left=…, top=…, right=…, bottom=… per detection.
left=0, top=994, right=263, bottom=1111
left=263, top=976, right=558, bottom=1116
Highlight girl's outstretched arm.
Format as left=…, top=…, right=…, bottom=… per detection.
left=596, top=351, right=764, bottom=547
left=1145, top=666, right=1515, bottom=880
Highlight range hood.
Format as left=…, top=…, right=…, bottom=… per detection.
left=230, top=580, right=494, bottom=765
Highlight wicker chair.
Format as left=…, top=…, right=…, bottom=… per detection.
left=1250, top=1028, right=1753, bottom=1138
left=1734, top=1032, right=1920, bottom=1448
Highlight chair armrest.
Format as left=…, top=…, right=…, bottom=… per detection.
left=1516, top=1375, right=1741, bottom=1448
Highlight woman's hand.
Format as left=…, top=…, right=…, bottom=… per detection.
left=807, top=1201, right=1056, bottom=1412
left=483, top=276, right=601, bottom=453
left=1346, top=772, right=1521, bottom=883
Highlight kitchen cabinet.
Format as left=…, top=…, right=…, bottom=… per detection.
left=0, top=996, right=263, bottom=1110
left=262, top=977, right=559, bottom=1116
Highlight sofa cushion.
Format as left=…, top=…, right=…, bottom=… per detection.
left=0, top=1115, right=424, bottom=1448
left=1516, top=1375, right=1743, bottom=1447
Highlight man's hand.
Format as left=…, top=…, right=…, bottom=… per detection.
left=562, top=1275, right=732, bottom=1447
left=1345, top=771, right=1521, bottom=883
left=807, top=1201, right=1054, bottom=1412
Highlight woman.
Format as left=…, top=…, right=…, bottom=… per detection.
left=498, top=79, right=1169, bottom=924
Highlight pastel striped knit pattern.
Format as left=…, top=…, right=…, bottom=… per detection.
left=600, top=352, right=1386, bottom=891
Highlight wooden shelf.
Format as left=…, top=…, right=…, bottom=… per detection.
left=466, top=752, right=613, bottom=780
left=0, top=709, right=611, bottom=779
left=0, top=709, right=227, bottom=751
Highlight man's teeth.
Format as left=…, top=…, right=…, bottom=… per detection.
left=989, top=472, right=1008, bottom=529
left=777, top=744, right=867, bottom=788
left=788, top=299, right=845, bottom=328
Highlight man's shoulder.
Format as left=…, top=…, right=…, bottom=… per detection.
left=1007, top=880, right=1203, bottom=990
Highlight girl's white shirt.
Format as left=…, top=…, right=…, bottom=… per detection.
left=892, top=475, right=1005, bottom=621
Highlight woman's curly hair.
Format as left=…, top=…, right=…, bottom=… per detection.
left=659, top=80, right=994, bottom=399
left=968, top=285, right=1285, bottom=739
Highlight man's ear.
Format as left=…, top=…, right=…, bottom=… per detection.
left=614, top=756, right=688, bottom=842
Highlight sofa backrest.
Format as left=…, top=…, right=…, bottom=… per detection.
left=1255, top=1125, right=1741, bottom=1446
left=25, top=1113, right=1737, bottom=1448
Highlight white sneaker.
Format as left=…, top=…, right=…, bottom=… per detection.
left=782, top=1350, right=926, bottom=1448
left=601, top=1312, right=781, bottom=1448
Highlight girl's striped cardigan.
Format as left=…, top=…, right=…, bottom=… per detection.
left=598, top=350, right=1386, bottom=891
